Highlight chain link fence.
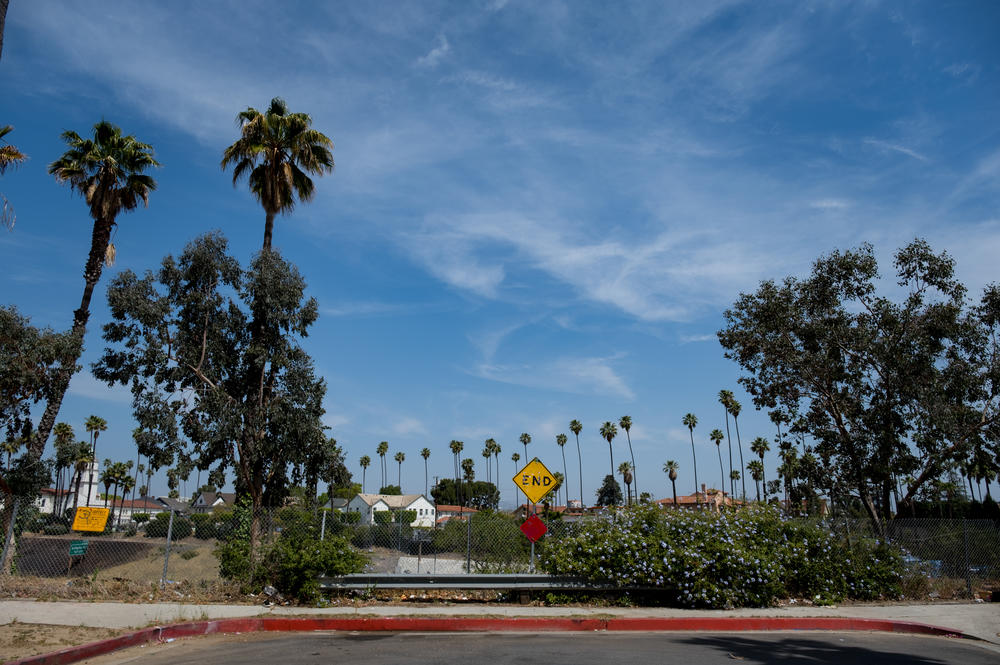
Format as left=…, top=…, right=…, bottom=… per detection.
left=2, top=496, right=998, bottom=599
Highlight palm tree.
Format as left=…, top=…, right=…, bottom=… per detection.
left=599, top=421, right=617, bottom=478
left=221, top=97, right=334, bottom=251
left=618, top=462, right=633, bottom=505
left=729, top=399, right=747, bottom=501
left=511, top=451, right=520, bottom=480
left=664, top=460, right=679, bottom=507
left=100, top=460, right=114, bottom=508
left=718, top=390, right=735, bottom=498
left=70, top=442, right=93, bottom=513
left=420, top=448, right=431, bottom=497
left=618, top=416, right=637, bottom=498
left=750, top=436, right=770, bottom=501
left=449, top=440, right=464, bottom=506
left=555, top=433, right=569, bottom=507
left=0, top=124, right=27, bottom=231
left=709, top=428, right=725, bottom=496
left=484, top=438, right=497, bottom=484
left=519, top=432, right=531, bottom=461
left=682, top=413, right=700, bottom=505
left=1, top=438, right=17, bottom=470
left=33, top=123, right=158, bottom=461
left=461, top=458, right=475, bottom=484
left=53, top=423, right=75, bottom=514
left=747, top=460, right=764, bottom=502
left=394, top=451, right=405, bottom=488
left=376, top=441, right=389, bottom=489
left=482, top=446, right=492, bottom=484
left=730, top=469, right=741, bottom=503
left=569, top=419, right=583, bottom=508
left=359, top=455, right=371, bottom=493
left=83, top=415, right=107, bottom=507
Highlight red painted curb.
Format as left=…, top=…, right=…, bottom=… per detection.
left=4, top=616, right=968, bottom=665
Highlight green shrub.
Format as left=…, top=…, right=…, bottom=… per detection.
left=132, top=513, right=151, bottom=524
left=42, top=523, right=69, bottom=535
left=258, top=534, right=367, bottom=603
left=338, top=511, right=361, bottom=524
left=541, top=504, right=902, bottom=608
left=180, top=548, right=199, bottom=560
left=373, top=511, right=393, bottom=525
left=145, top=512, right=193, bottom=540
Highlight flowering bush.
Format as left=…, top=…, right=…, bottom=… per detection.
left=540, top=504, right=901, bottom=608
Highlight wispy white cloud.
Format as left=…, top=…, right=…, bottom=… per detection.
left=474, top=353, right=635, bottom=400
left=678, top=333, right=717, bottom=344
left=810, top=198, right=851, bottom=210
left=68, top=373, right=132, bottom=405
left=392, top=417, right=428, bottom=436
left=416, top=35, right=451, bottom=68
left=864, top=138, right=929, bottom=163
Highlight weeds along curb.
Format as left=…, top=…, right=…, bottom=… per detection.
left=5, top=616, right=971, bottom=665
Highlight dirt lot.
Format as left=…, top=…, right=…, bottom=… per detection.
left=0, top=621, right=122, bottom=661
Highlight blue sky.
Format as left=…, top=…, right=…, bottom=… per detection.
left=2, top=1, right=998, bottom=506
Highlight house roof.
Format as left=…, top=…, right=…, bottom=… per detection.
left=353, top=493, right=429, bottom=509
left=108, top=497, right=162, bottom=510
left=433, top=504, right=477, bottom=513
left=156, top=496, right=191, bottom=513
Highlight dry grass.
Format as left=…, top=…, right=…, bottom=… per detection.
left=0, top=621, right=122, bottom=661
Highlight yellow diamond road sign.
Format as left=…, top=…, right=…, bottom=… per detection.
left=513, top=458, right=556, bottom=504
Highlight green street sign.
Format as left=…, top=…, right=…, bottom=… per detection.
left=69, top=540, right=88, bottom=556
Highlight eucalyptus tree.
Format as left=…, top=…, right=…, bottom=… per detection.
left=663, top=459, right=679, bottom=506
left=599, top=421, right=617, bottom=478
left=569, top=419, right=583, bottom=507
left=32, top=122, right=158, bottom=460
left=519, top=432, right=531, bottom=461
left=555, top=433, right=568, bottom=506
left=394, top=451, right=405, bottom=489
left=729, top=399, right=747, bottom=501
left=719, top=239, right=1000, bottom=525
left=359, top=455, right=371, bottom=493
left=93, top=232, right=329, bottom=552
left=221, top=97, right=334, bottom=252
left=420, top=448, right=431, bottom=497
left=750, top=436, right=770, bottom=501
left=618, top=415, right=637, bottom=498
left=376, top=441, right=389, bottom=489
left=682, top=413, right=700, bottom=504
left=709, top=429, right=725, bottom=494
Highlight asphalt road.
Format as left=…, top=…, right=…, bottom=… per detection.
left=85, top=631, right=1000, bottom=665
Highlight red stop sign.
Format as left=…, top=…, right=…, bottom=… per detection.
left=519, top=513, right=547, bottom=542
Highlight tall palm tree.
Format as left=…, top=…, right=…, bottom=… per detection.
left=709, top=428, right=726, bottom=496
left=83, top=415, right=107, bottom=507
left=461, top=458, right=475, bottom=483
left=484, top=438, right=497, bottom=484
left=618, top=462, right=633, bottom=505
left=747, top=460, right=764, bottom=502
left=569, top=420, right=583, bottom=507
left=599, top=421, right=617, bottom=479
left=619, top=416, right=637, bottom=498
left=2, top=438, right=18, bottom=470
left=750, top=436, right=770, bottom=501
left=420, top=448, right=431, bottom=497
left=482, top=446, right=492, bottom=484
left=664, top=460, right=679, bottom=507
left=555, top=433, right=569, bottom=507
left=0, top=124, right=26, bottom=231
left=682, top=413, right=700, bottom=505
left=359, top=455, right=371, bottom=493
left=718, top=390, right=735, bottom=498
left=729, top=399, right=747, bottom=501
left=100, top=460, right=114, bottom=508
left=70, top=442, right=93, bottom=513
left=519, top=432, right=531, bottom=461
left=449, top=440, right=464, bottom=506
left=33, top=122, right=158, bottom=460
left=394, top=451, right=405, bottom=489
left=53, top=423, right=75, bottom=515
left=376, top=441, right=389, bottom=489
left=491, top=440, right=502, bottom=500
left=511, top=451, right=520, bottom=483
left=221, top=97, right=334, bottom=252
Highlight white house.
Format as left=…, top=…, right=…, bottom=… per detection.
left=347, top=493, right=436, bottom=527
left=190, top=491, right=237, bottom=514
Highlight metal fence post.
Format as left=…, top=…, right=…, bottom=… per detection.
left=1, top=496, right=21, bottom=574
left=962, top=518, right=972, bottom=598
left=160, top=508, right=175, bottom=589
left=320, top=510, right=327, bottom=541
left=466, top=513, right=472, bottom=573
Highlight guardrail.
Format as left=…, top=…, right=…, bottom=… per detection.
left=318, top=573, right=636, bottom=591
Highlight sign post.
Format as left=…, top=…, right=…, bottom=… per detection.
left=512, top=458, right=556, bottom=572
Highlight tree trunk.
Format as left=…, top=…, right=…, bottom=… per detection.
left=734, top=417, right=746, bottom=501
left=625, top=431, right=637, bottom=499
left=0, top=0, right=9, bottom=60
left=31, top=218, right=114, bottom=463
left=263, top=210, right=275, bottom=251
left=575, top=435, right=583, bottom=508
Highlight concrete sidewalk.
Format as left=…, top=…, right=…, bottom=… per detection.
left=2, top=600, right=998, bottom=644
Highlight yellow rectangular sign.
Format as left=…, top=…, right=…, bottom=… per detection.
left=513, top=458, right=556, bottom=504
left=71, top=507, right=110, bottom=532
